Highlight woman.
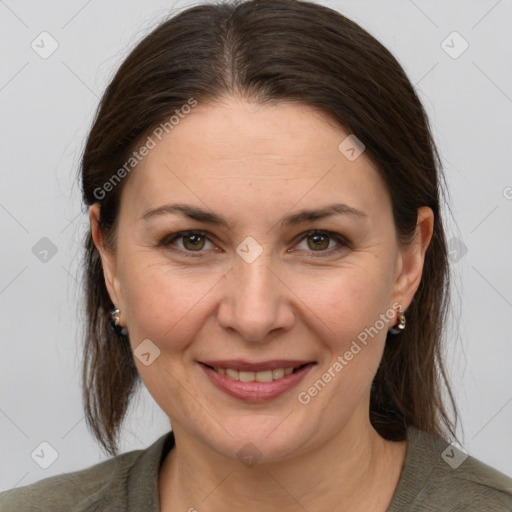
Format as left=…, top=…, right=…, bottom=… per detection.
left=1, top=0, right=511, bottom=510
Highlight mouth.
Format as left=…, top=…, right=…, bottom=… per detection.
left=202, top=363, right=310, bottom=382
left=198, top=360, right=316, bottom=402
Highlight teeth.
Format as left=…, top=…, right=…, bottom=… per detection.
left=239, top=371, right=255, bottom=382
left=226, top=368, right=239, bottom=380
left=255, top=370, right=273, bottom=382
left=213, top=366, right=297, bottom=382
left=272, top=368, right=284, bottom=380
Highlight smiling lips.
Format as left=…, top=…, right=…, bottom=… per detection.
left=213, top=366, right=295, bottom=382
left=199, top=359, right=316, bottom=401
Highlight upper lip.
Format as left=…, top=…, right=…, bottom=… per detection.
left=199, top=360, right=315, bottom=372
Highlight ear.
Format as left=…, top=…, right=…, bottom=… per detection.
left=391, top=206, right=434, bottom=310
left=89, top=203, right=123, bottom=314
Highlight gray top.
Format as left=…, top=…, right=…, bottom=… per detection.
left=1, top=426, right=511, bottom=511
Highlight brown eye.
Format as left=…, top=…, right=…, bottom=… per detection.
left=307, top=233, right=330, bottom=251
left=182, top=233, right=206, bottom=251
left=294, top=230, right=349, bottom=256
left=162, top=230, right=214, bottom=254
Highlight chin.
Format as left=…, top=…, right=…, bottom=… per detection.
left=194, top=414, right=319, bottom=465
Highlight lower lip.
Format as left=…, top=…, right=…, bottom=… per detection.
left=199, top=363, right=315, bottom=402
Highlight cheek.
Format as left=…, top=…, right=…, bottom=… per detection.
left=292, top=270, right=392, bottom=414
left=118, top=261, right=218, bottom=403
left=289, top=263, right=392, bottom=341
left=288, top=262, right=394, bottom=401
left=119, top=258, right=221, bottom=350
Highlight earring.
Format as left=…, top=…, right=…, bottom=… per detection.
left=111, top=307, right=120, bottom=326
left=388, top=305, right=406, bottom=335
left=109, top=305, right=128, bottom=338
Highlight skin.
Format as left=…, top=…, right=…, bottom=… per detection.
left=90, top=96, right=433, bottom=512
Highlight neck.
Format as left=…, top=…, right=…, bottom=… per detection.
left=159, top=412, right=406, bottom=512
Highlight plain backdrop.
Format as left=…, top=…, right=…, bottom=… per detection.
left=1, top=0, right=511, bottom=492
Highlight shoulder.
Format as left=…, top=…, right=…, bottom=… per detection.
left=430, top=452, right=512, bottom=511
left=0, top=448, right=144, bottom=512
left=390, top=427, right=512, bottom=512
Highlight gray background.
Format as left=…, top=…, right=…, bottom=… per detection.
left=1, top=0, right=511, bottom=492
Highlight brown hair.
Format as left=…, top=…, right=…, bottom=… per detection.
left=80, top=0, right=458, bottom=456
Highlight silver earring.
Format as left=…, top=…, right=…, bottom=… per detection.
left=109, top=305, right=128, bottom=337
left=389, top=305, right=406, bottom=335
left=111, top=308, right=120, bottom=326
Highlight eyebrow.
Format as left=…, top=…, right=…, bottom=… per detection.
left=140, top=202, right=367, bottom=229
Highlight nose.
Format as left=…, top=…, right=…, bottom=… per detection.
left=217, top=256, right=295, bottom=343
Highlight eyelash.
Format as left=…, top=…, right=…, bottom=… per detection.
left=160, top=230, right=350, bottom=258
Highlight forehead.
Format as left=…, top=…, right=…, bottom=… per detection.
left=143, top=98, right=354, bottom=167
left=121, top=97, right=390, bottom=222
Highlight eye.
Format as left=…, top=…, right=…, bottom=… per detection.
left=293, top=230, right=349, bottom=256
left=160, top=229, right=349, bottom=257
left=161, top=230, right=215, bottom=254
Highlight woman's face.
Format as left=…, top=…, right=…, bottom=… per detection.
left=91, top=97, right=431, bottom=462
